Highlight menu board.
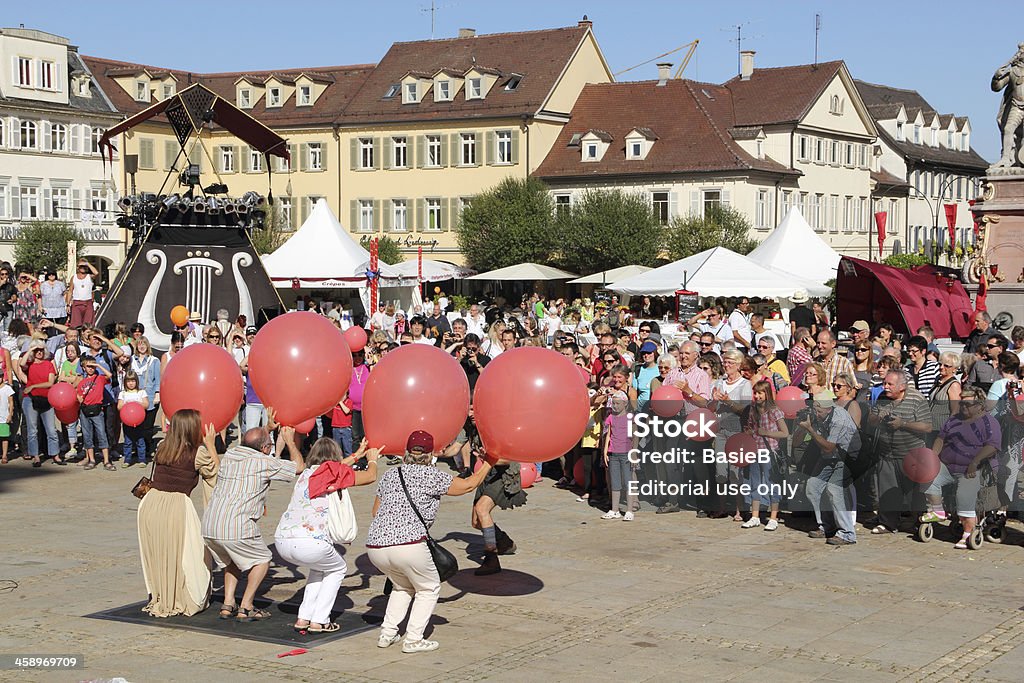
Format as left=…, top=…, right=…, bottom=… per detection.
left=675, top=290, right=700, bottom=323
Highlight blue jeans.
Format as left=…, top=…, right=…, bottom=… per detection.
left=123, top=424, right=146, bottom=463
left=80, top=412, right=108, bottom=451
left=333, top=427, right=353, bottom=457
left=745, top=459, right=781, bottom=506
left=806, top=459, right=857, bottom=542
left=22, top=396, right=58, bottom=457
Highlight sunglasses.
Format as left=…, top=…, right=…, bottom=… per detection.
left=700, top=342, right=714, bottom=346
left=832, top=382, right=847, bottom=389
left=639, top=328, right=651, bottom=333
left=206, top=334, right=221, bottom=340
left=855, top=348, right=869, bottom=353
left=986, top=344, right=1001, bottom=349
left=941, top=362, right=957, bottom=368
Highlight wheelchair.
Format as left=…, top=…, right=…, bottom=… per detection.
left=915, top=460, right=1008, bottom=549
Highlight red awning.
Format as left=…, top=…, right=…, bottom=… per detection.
left=836, top=257, right=973, bottom=339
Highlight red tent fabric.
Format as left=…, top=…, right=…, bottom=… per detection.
left=836, top=257, right=973, bottom=339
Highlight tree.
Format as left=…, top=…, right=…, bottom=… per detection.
left=665, top=204, right=757, bottom=260
left=556, top=189, right=662, bottom=273
left=359, top=235, right=403, bottom=265
left=882, top=253, right=930, bottom=269
left=14, top=220, right=84, bottom=273
left=456, top=177, right=556, bottom=271
left=249, top=201, right=288, bottom=255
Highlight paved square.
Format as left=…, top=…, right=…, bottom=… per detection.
left=3, top=461, right=1024, bottom=682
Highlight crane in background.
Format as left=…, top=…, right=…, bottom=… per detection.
left=613, top=40, right=700, bottom=80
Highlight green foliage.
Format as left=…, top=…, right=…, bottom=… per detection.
left=249, top=201, right=288, bottom=255
left=359, top=235, right=403, bottom=265
left=883, top=253, right=930, bottom=269
left=456, top=177, right=556, bottom=271
left=556, top=189, right=663, bottom=273
left=14, top=220, right=84, bottom=273
left=665, top=204, right=757, bottom=260
left=823, top=277, right=837, bottom=323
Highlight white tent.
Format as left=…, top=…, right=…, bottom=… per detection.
left=747, top=206, right=842, bottom=287
left=391, top=259, right=476, bottom=282
left=467, top=262, right=578, bottom=281
left=609, top=246, right=827, bottom=298
left=569, top=265, right=652, bottom=285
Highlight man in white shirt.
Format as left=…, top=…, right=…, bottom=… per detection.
left=690, top=307, right=732, bottom=355
left=367, top=303, right=388, bottom=331
left=182, top=312, right=205, bottom=347
left=728, top=297, right=752, bottom=353
left=408, top=317, right=435, bottom=345
left=748, top=313, right=785, bottom=355
left=438, top=293, right=450, bottom=313
left=465, top=304, right=486, bottom=337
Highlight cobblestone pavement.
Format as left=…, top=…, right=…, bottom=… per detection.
left=3, top=460, right=1024, bottom=682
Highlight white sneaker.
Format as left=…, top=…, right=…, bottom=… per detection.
left=764, top=519, right=779, bottom=531
left=601, top=510, right=622, bottom=520
left=402, top=638, right=440, bottom=654
left=740, top=518, right=761, bottom=529
left=378, top=633, right=402, bottom=648
left=623, top=511, right=635, bottom=521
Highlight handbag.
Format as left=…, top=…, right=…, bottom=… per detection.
left=397, top=466, right=458, bottom=582
left=131, top=459, right=156, bottom=500
left=30, top=394, right=50, bottom=412
left=326, top=487, right=358, bottom=544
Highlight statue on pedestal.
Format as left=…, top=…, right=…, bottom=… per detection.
left=991, top=43, right=1024, bottom=172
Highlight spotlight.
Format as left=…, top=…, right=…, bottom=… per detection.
left=161, top=193, right=181, bottom=210
left=241, top=191, right=261, bottom=207
left=117, top=196, right=133, bottom=211
left=206, top=197, right=222, bottom=214
left=179, top=164, right=201, bottom=188
left=223, top=200, right=237, bottom=215
left=193, top=197, right=207, bottom=213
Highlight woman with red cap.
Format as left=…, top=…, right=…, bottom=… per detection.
left=366, top=430, right=495, bottom=654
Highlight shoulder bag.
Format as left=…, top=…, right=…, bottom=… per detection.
left=397, top=467, right=458, bottom=582
left=131, top=458, right=156, bottom=499
left=326, top=487, right=358, bottom=544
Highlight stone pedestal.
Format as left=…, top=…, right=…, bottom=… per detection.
left=968, top=174, right=1024, bottom=330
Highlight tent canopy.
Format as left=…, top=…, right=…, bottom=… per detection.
left=262, top=199, right=406, bottom=288
left=390, top=259, right=476, bottom=282
left=569, top=265, right=652, bottom=285
left=747, top=207, right=842, bottom=286
left=610, top=247, right=820, bottom=298
left=836, top=257, right=973, bottom=338
left=467, top=262, right=578, bottom=281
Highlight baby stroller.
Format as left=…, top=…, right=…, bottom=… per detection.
left=915, top=458, right=1008, bottom=548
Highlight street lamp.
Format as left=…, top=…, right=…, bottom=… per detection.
left=905, top=173, right=962, bottom=265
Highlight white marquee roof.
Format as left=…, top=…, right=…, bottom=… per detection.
left=747, top=206, right=842, bottom=287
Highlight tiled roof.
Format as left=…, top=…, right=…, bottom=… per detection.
left=1, top=51, right=119, bottom=117
left=875, top=125, right=989, bottom=171
left=728, top=126, right=762, bottom=140
left=723, top=61, right=845, bottom=126
left=855, top=79, right=934, bottom=112
left=534, top=79, right=798, bottom=180
left=871, top=169, right=910, bottom=190
left=337, top=25, right=590, bottom=122
left=867, top=103, right=903, bottom=119
left=81, top=55, right=374, bottom=127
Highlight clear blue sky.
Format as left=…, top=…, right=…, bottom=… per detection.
left=15, top=0, right=1020, bottom=159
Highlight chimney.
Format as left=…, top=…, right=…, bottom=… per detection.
left=740, top=50, right=755, bottom=81
left=458, top=28, right=476, bottom=38
left=656, top=63, right=672, bottom=86
left=578, top=15, right=592, bottom=29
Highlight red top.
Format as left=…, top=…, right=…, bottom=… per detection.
left=26, top=360, right=56, bottom=397
left=77, top=374, right=108, bottom=405
left=307, top=461, right=356, bottom=499
left=331, top=397, right=354, bottom=428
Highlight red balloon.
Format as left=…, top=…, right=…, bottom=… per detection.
left=686, top=408, right=718, bottom=442
left=1013, top=395, right=1024, bottom=424
left=519, top=464, right=538, bottom=488
left=573, top=458, right=600, bottom=489
left=161, top=344, right=244, bottom=432
left=363, top=344, right=469, bottom=455
left=651, top=385, right=685, bottom=418
left=474, top=347, right=590, bottom=463
left=249, top=312, right=353, bottom=427
left=903, top=447, right=941, bottom=484
left=776, top=385, right=806, bottom=419
left=576, top=365, right=591, bottom=384
left=120, top=402, right=146, bottom=428
left=47, top=382, right=77, bottom=411
left=55, top=405, right=79, bottom=425
left=725, top=432, right=759, bottom=467
left=295, top=417, right=317, bottom=434
left=344, top=326, right=368, bottom=353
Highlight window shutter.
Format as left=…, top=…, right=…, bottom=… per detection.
left=288, top=144, right=297, bottom=171
left=10, top=57, right=17, bottom=85
left=690, top=191, right=700, bottom=216
left=241, top=147, right=251, bottom=173
left=669, top=192, right=678, bottom=219
left=415, top=135, right=424, bottom=168
left=511, top=129, right=520, bottom=164
left=383, top=137, right=393, bottom=170
left=722, top=190, right=731, bottom=207
left=450, top=134, right=459, bottom=166
left=232, top=146, right=240, bottom=173
left=440, top=134, right=449, bottom=166
left=372, top=138, right=382, bottom=170
left=300, top=197, right=310, bottom=224
left=80, top=125, right=90, bottom=155
left=374, top=199, right=382, bottom=230
left=71, top=188, right=81, bottom=215
left=10, top=186, right=20, bottom=218
left=319, top=143, right=328, bottom=172
left=42, top=188, right=51, bottom=219
left=441, top=198, right=450, bottom=231
left=349, top=199, right=358, bottom=231
left=299, top=143, right=309, bottom=172
left=474, top=132, right=482, bottom=166
left=350, top=138, right=358, bottom=170
left=139, top=139, right=154, bottom=169
left=10, top=117, right=20, bottom=149
left=164, top=140, right=177, bottom=170
left=384, top=199, right=393, bottom=230
left=40, top=121, right=51, bottom=151
left=416, top=198, right=425, bottom=230
left=485, top=131, right=495, bottom=165
left=448, top=198, right=458, bottom=231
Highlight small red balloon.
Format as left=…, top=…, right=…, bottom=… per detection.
left=725, top=432, right=759, bottom=467
left=573, top=458, right=600, bottom=489
left=47, top=382, right=77, bottom=412
left=651, top=385, right=685, bottom=418
left=120, top=402, right=146, bottom=428
left=903, top=447, right=941, bottom=484
left=295, top=417, right=317, bottom=435
left=55, top=405, right=79, bottom=425
left=776, top=385, right=805, bottom=419
left=519, top=464, right=538, bottom=488
left=344, top=326, right=368, bottom=353
left=474, top=348, right=590, bottom=463
left=686, top=408, right=718, bottom=442
left=161, top=344, right=244, bottom=432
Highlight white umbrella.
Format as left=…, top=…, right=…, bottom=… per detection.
left=569, top=265, right=652, bottom=285
left=466, top=262, right=578, bottom=281
left=391, top=259, right=476, bottom=282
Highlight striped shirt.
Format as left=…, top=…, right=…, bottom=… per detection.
left=821, top=352, right=855, bottom=388
left=907, top=360, right=940, bottom=398
left=202, top=446, right=296, bottom=540
left=787, top=344, right=813, bottom=386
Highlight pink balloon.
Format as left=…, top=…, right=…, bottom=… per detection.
left=120, top=402, right=146, bottom=428
left=573, top=458, right=600, bottom=489
left=474, top=347, right=590, bottom=463
left=161, top=344, right=244, bottom=432
left=686, top=408, right=718, bottom=442
left=903, top=447, right=941, bottom=484
left=295, top=417, right=317, bottom=434
left=650, top=385, right=685, bottom=418
left=776, top=385, right=806, bottom=419
left=725, top=432, right=759, bottom=467
left=363, top=344, right=469, bottom=455
left=249, top=312, right=353, bottom=427
left=47, top=382, right=77, bottom=412
left=519, top=464, right=538, bottom=488
left=344, top=326, right=368, bottom=353
left=55, top=405, right=79, bottom=425
left=576, top=365, right=591, bottom=384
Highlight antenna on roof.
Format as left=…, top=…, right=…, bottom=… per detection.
left=420, top=1, right=458, bottom=40
left=813, top=13, right=821, bottom=67
left=721, top=21, right=763, bottom=76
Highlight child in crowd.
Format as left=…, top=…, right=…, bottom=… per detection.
left=77, top=355, right=112, bottom=470
left=332, top=391, right=354, bottom=457
left=601, top=390, right=637, bottom=521
left=58, top=342, right=82, bottom=460
left=0, top=373, right=13, bottom=464
left=117, top=371, right=149, bottom=467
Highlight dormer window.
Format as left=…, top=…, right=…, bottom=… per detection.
left=384, top=83, right=400, bottom=99
left=403, top=82, right=418, bottom=104
left=239, top=88, right=252, bottom=108
left=163, top=83, right=175, bottom=99
left=436, top=80, right=451, bottom=101
left=268, top=87, right=282, bottom=107
left=930, top=126, right=938, bottom=146
left=947, top=130, right=953, bottom=147
left=629, top=141, right=643, bottom=159
left=625, top=128, right=656, bottom=160
left=585, top=143, right=598, bottom=160
left=504, top=74, right=522, bottom=91
left=580, top=131, right=611, bottom=162
left=896, top=121, right=904, bottom=141
left=961, top=132, right=969, bottom=151
left=39, top=61, right=54, bottom=90
left=756, top=139, right=764, bottom=158
left=17, top=57, right=32, bottom=86
left=136, top=81, right=148, bottom=102
left=467, top=78, right=483, bottom=99
left=913, top=124, right=921, bottom=144
left=298, top=85, right=312, bottom=106
left=77, top=77, right=89, bottom=96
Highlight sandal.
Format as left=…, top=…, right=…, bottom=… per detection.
left=236, top=607, right=272, bottom=622
left=83, top=462, right=97, bottom=470
left=52, top=456, right=67, bottom=466
left=104, top=463, right=116, bottom=471
left=293, top=620, right=311, bottom=633
left=870, top=525, right=894, bottom=535
left=732, top=514, right=744, bottom=522
left=218, top=605, right=238, bottom=620
left=308, top=622, right=340, bottom=633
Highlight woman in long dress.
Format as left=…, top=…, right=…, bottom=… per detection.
left=137, top=409, right=219, bottom=617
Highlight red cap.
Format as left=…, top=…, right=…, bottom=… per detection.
left=406, top=430, right=434, bottom=454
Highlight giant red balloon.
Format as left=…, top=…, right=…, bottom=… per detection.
left=47, top=382, right=77, bottom=412
left=161, top=344, right=244, bottom=432
left=725, top=432, right=759, bottom=467
left=903, top=447, right=941, bottom=484
left=776, top=385, right=806, bottom=419
left=362, top=344, right=469, bottom=455
left=55, top=405, right=79, bottom=425
left=344, top=326, right=368, bottom=353
left=474, top=347, right=590, bottom=463
left=120, top=402, right=145, bottom=428
left=651, top=385, right=685, bottom=418
left=295, top=417, right=317, bottom=435
left=686, top=408, right=718, bottom=442
left=248, top=312, right=353, bottom=427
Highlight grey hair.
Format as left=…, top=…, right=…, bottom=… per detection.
left=939, top=351, right=960, bottom=368
left=403, top=452, right=433, bottom=466
left=681, top=340, right=699, bottom=354
left=757, top=334, right=776, bottom=349
left=885, top=369, right=909, bottom=387
left=657, top=353, right=677, bottom=368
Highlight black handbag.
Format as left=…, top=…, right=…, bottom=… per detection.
left=396, top=467, right=458, bottom=582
